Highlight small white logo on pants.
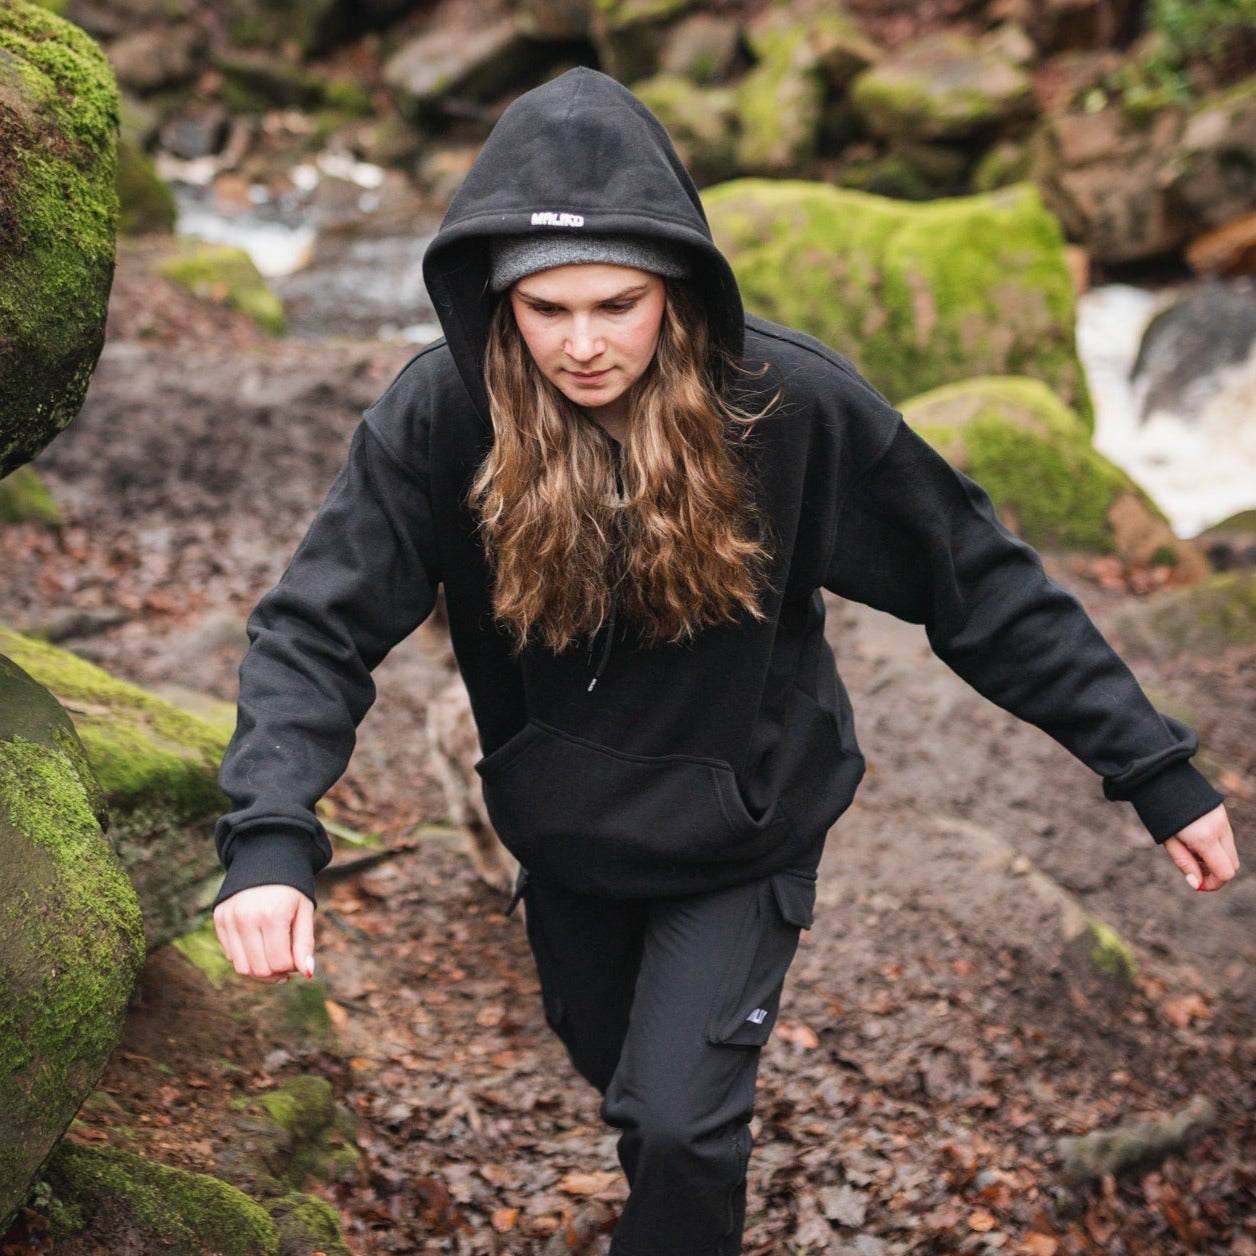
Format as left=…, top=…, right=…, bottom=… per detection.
left=746, top=1008, right=768, bottom=1025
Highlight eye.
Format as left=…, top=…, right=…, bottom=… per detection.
left=526, top=302, right=562, bottom=317
left=601, top=300, right=637, bottom=314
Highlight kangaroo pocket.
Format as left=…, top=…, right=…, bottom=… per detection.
left=475, top=720, right=788, bottom=893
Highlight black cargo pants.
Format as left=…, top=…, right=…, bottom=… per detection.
left=519, top=868, right=817, bottom=1256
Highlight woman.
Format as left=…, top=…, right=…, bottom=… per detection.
left=213, top=68, right=1238, bottom=1254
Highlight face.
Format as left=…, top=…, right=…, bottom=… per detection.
left=509, top=263, right=667, bottom=437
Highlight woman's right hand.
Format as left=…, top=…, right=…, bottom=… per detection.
left=213, top=884, right=315, bottom=984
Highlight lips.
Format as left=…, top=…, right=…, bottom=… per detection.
left=567, top=369, right=610, bottom=384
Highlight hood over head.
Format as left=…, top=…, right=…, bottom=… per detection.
left=421, top=67, right=745, bottom=419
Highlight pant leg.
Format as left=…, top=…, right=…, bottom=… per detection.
left=602, top=873, right=815, bottom=1256
left=521, top=872, right=649, bottom=1092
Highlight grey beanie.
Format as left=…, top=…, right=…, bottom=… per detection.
left=489, top=232, right=691, bottom=293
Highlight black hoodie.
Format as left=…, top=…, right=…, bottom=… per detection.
left=214, top=68, right=1221, bottom=905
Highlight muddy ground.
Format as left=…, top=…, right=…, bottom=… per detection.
left=3, top=251, right=1254, bottom=1253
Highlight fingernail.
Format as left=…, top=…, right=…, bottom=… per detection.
left=1186, top=873, right=1201, bottom=891
left=302, top=956, right=315, bottom=978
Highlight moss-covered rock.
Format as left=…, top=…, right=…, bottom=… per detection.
left=0, top=656, right=144, bottom=1233
left=157, top=239, right=286, bottom=334
left=116, top=136, right=177, bottom=236
left=705, top=179, right=1091, bottom=419
left=0, top=465, right=61, bottom=526
left=0, top=0, right=119, bottom=478
left=899, top=376, right=1182, bottom=556
left=1114, top=572, right=1256, bottom=656
left=590, top=0, right=694, bottom=83
left=265, top=1190, right=352, bottom=1256
left=227, top=0, right=338, bottom=56
left=632, top=74, right=738, bottom=185
left=43, top=1143, right=280, bottom=1255
left=849, top=30, right=1034, bottom=143
left=0, top=627, right=232, bottom=949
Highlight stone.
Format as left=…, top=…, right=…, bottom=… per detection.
left=0, top=628, right=232, bottom=950
left=156, top=239, right=287, bottom=335
left=383, top=18, right=532, bottom=119
left=632, top=75, right=737, bottom=186
left=704, top=179, right=1091, bottom=420
left=900, top=375, right=1188, bottom=560
left=588, top=0, right=694, bottom=84
left=0, top=466, right=61, bottom=527
left=104, top=23, right=200, bottom=94
left=658, top=12, right=741, bottom=85
left=1114, top=572, right=1256, bottom=656
left=1166, top=78, right=1256, bottom=238
left=228, top=0, right=339, bottom=56
left=734, top=4, right=877, bottom=176
left=515, top=0, right=591, bottom=41
left=41, top=1144, right=280, bottom=1254
left=0, top=656, right=145, bottom=1233
left=0, top=1, right=119, bottom=478
left=849, top=31, right=1034, bottom=144
left=115, top=136, right=177, bottom=235
left=1187, top=210, right=1256, bottom=278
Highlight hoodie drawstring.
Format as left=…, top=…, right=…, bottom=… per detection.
left=587, top=595, right=617, bottom=692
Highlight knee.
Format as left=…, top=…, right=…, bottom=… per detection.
left=605, top=1086, right=749, bottom=1171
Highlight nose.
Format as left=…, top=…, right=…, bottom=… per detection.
left=565, top=316, right=603, bottom=363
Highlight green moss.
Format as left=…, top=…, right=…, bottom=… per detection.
left=172, top=917, right=235, bottom=989
left=265, top=1190, right=352, bottom=1256
left=902, top=376, right=1144, bottom=552
left=1, top=665, right=144, bottom=1223
left=1085, top=918, right=1138, bottom=985
left=633, top=75, right=736, bottom=184
left=258, top=1076, right=335, bottom=1145
left=592, top=0, right=691, bottom=29
left=734, top=22, right=825, bottom=174
left=1118, top=572, right=1256, bottom=653
left=44, top=1144, right=280, bottom=1254
left=322, top=76, right=374, bottom=116
left=1202, top=508, right=1256, bottom=533
left=158, top=240, right=286, bottom=335
left=0, top=628, right=228, bottom=814
left=116, top=137, right=176, bottom=236
left=705, top=180, right=1092, bottom=421
left=0, top=465, right=61, bottom=526
left=0, top=0, right=120, bottom=476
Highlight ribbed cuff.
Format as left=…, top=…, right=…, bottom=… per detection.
left=1122, top=760, right=1225, bottom=843
left=213, top=828, right=320, bottom=908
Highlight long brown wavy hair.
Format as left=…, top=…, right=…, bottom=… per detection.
left=470, top=279, right=773, bottom=652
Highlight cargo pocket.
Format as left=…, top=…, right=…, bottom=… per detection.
left=705, top=872, right=816, bottom=1048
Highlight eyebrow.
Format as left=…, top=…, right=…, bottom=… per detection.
left=515, top=282, right=651, bottom=305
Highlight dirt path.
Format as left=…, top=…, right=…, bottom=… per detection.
left=6, top=259, right=1253, bottom=1253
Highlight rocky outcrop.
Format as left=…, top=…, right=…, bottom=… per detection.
left=1036, top=76, right=1256, bottom=265
left=1114, top=572, right=1256, bottom=656
left=705, top=179, right=1091, bottom=419
left=0, top=468, right=61, bottom=528
left=156, top=240, right=287, bottom=334
left=0, top=629, right=231, bottom=950
left=0, top=1, right=119, bottom=478
left=633, top=75, right=738, bottom=185
left=901, top=376, right=1200, bottom=569
left=0, top=657, right=145, bottom=1234
left=849, top=31, right=1034, bottom=144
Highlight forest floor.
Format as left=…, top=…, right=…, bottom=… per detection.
left=3, top=249, right=1255, bottom=1254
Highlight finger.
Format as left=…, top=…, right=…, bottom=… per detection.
left=240, top=920, right=285, bottom=981
left=261, top=912, right=298, bottom=977
left=293, top=895, right=316, bottom=979
left=213, top=907, right=238, bottom=969
left=1163, top=836, right=1205, bottom=891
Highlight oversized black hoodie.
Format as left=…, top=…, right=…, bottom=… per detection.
left=214, top=68, right=1221, bottom=905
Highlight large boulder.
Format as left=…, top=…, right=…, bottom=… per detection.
left=1114, top=571, right=1256, bottom=657
left=900, top=376, right=1201, bottom=569
left=588, top=0, right=695, bottom=84
left=0, top=656, right=145, bottom=1233
left=848, top=31, right=1034, bottom=144
left=0, top=1, right=119, bottom=478
left=704, top=179, right=1091, bottom=420
left=0, top=628, right=231, bottom=950
left=734, top=3, right=877, bottom=176
left=382, top=18, right=534, bottom=120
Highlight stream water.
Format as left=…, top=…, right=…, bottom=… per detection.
left=171, top=171, right=1256, bottom=539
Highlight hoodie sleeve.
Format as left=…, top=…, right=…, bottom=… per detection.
left=213, top=414, right=440, bottom=906
left=824, top=411, right=1222, bottom=843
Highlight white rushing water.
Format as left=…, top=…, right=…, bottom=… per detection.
left=1077, top=285, right=1256, bottom=538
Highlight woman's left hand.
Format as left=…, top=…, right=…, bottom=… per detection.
left=1163, top=803, right=1240, bottom=891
